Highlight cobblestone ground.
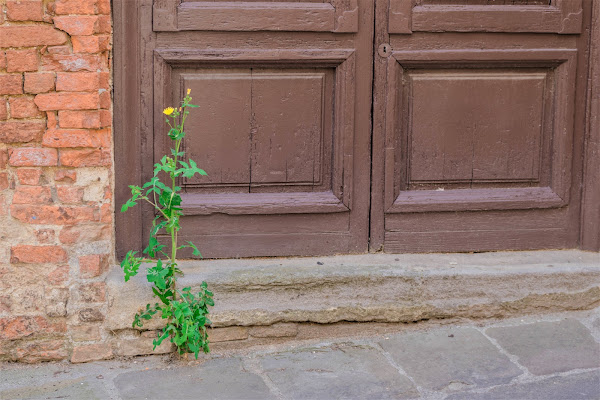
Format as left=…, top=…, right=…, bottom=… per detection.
left=1, top=308, right=599, bottom=400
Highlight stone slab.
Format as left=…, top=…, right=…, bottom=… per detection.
left=257, top=343, right=419, bottom=399
left=114, top=358, right=275, bottom=400
left=379, top=327, right=522, bottom=391
left=446, top=370, right=600, bottom=400
left=106, top=250, right=600, bottom=330
left=486, top=319, right=600, bottom=375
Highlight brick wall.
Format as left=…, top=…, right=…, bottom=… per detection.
left=0, top=0, right=114, bottom=362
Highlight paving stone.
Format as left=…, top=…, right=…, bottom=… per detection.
left=258, top=342, right=419, bottom=399
left=114, top=357, right=275, bottom=400
left=486, top=319, right=600, bottom=375
left=446, top=370, right=600, bottom=400
left=379, top=327, right=522, bottom=392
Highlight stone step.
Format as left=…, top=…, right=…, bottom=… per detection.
left=105, top=250, right=600, bottom=332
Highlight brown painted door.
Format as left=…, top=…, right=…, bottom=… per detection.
left=143, top=0, right=374, bottom=258
left=370, top=0, right=591, bottom=252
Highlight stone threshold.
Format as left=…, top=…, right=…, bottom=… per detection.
left=106, top=250, right=599, bottom=335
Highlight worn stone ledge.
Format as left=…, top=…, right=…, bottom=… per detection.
left=106, top=250, right=600, bottom=333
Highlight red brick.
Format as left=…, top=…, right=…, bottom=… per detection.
left=79, top=254, right=109, bottom=278
left=53, top=16, right=98, bottom=36
left=13, top=186, right=52, bottom=204
left=59, top=149, right=110, bottom=167
left=6, top=0, right=44, bottom=21
left=0, top=101, right=7, bottom=121
left=47, top=265, right=69, bottom=285
left=0, top=51, right=6, bottom=70
left=78, top=282, right=106, bottom=303
left=0, top=316, right=65, bottom=340
left=0, top=75, right=23, bottom=95
left=41, top=54, right=104, bottom=72
left=16, top=168, right=43, bottom=185
left=55, top=0, right=96, bottom=15
left=10, top=204, right=98, bottom=224
left=71, top=343, right=113, bottom=363
left=43, top=129, right=99, bottom=148
left=100, top=110, right=111, bottom=127
left=59, top=224, right=109, bottom=244
left=0, top=121, right=46, bottom=143
left=34, top=228, right=55, bottom=244
left=0, top=26, right=67, bottom=48
left=8, top=97, right=41, bottom=119
left=6, top=49, right=38, bottom=73
left=99, top=90, right=110, bottom=109
left=47, top=111, right=58, bottom=129
left=54, top=169, right=76, bottom=183
left=57, top=185, right=84, bottom=203
left=59, top=110, right=100, bottom=128
left=56, top=72, right=100, bottom=92
left=98, top=0, right=110, bottom=15
left=34, top=92, right=99, bottom=111
left=72, top=35, right=110, bottom=53
left=0, top=150, right=8, bottom=169
left=9, top=148, right=58, bottom=166
left=97, top=15, right=111, bottom=34
left=47, top=46, right=71, bottom=55
left=24, top=72, right=55, bottom=94
left=11, top=245, right=67, bottom=264
left=0, top=173, right=9, bottom=190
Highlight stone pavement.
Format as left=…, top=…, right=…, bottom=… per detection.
left=1, top=309, right=599, bottom=400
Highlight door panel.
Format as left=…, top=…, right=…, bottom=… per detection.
left=143, top=0, right=373, bottom=258
left=370, top=0, right=590, bottom=253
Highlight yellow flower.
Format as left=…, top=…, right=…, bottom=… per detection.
left=163, top=107, right=175, bottom=116
left=187, top=88, right=191, bottom=95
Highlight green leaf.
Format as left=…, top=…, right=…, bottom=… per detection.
left=121, top=250, right=142, bottom=282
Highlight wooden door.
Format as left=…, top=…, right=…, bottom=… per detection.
left=370, top=0, right=592, bottom=252
left=115, top=0, right=374, bottom=258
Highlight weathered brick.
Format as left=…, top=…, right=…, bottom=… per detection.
left=0, top=173, right=10, bottom=190
left=6, top=0, right=44, bottom=21
left=71, top=343, right=113, bottom=363
left=11, top=245, right=67, bottom=264
left=78, top=307, right=104, bottom=322
left=24, top=72, right=55, bottom=94
left=34, top=228, right=55, bottom=243
left=16, top=168, right=43, bottom=185
left=0, top=316, right=66, bottom=340
left=209, top=327, right=249, bottom=343
left=43, top=129, right=100, bottom=148
left=16, top=340, right=68, bottom=363
left=59, top=149, right=110, bottom=167
left=0, top=150, right=8, bottom=169
left=9, top=148, right=58, bottom=166
left=47, top=111, right=58, bottom=129
left=0, top=101, right=7, bottom=121
left=47, top=265, right=69, bottom=286
left=54, top=169, right=76, bottom=183
left=99, top=90, right=110, bottom=109
left=0, top=121, right=45, bottom=143
left=8, top=97, right=41, bottom=119
left=0, top=51, right=6, bottom=70
left=0, top=75, right=23, bottom=95
left=0, top=296, right=11, bottom=313
left=46, top=288, right=69, bottom=317
left=6, top=49, right=39, bottom=73
left=97, top=15, right=112, bottom=34
left=59, top=224, right=109, bottom=244
left=59, top=110, right=101, bottom=128
left=10, top=204, right=98, bottom=224
left=78, top=282, right=106, bottom=303
left=41, top=53, right=104, bottom=72
left=53, top=16, right=99, bottom=36
left=55, top=0, right=97, bottom=15
left=56, top=72, right=101, bottom=92
left=34, top=92, right=99, bottom=111
left=79, top=254, right=109, bottom=278
left=47, top=45, right=71, bottom=55
left=12, top=186, right=52, bottom=204
left=72, top=35, right=110, bottom=53
left=98, top=0, right=110, bottom=14
left=70, top=324, right=101, bottom=342
left=0, top=26, right=67, bottom=48
left=57, top=185, right=84, bottom=203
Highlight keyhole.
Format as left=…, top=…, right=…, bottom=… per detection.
left=378, top=43, right=392, bottom=57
